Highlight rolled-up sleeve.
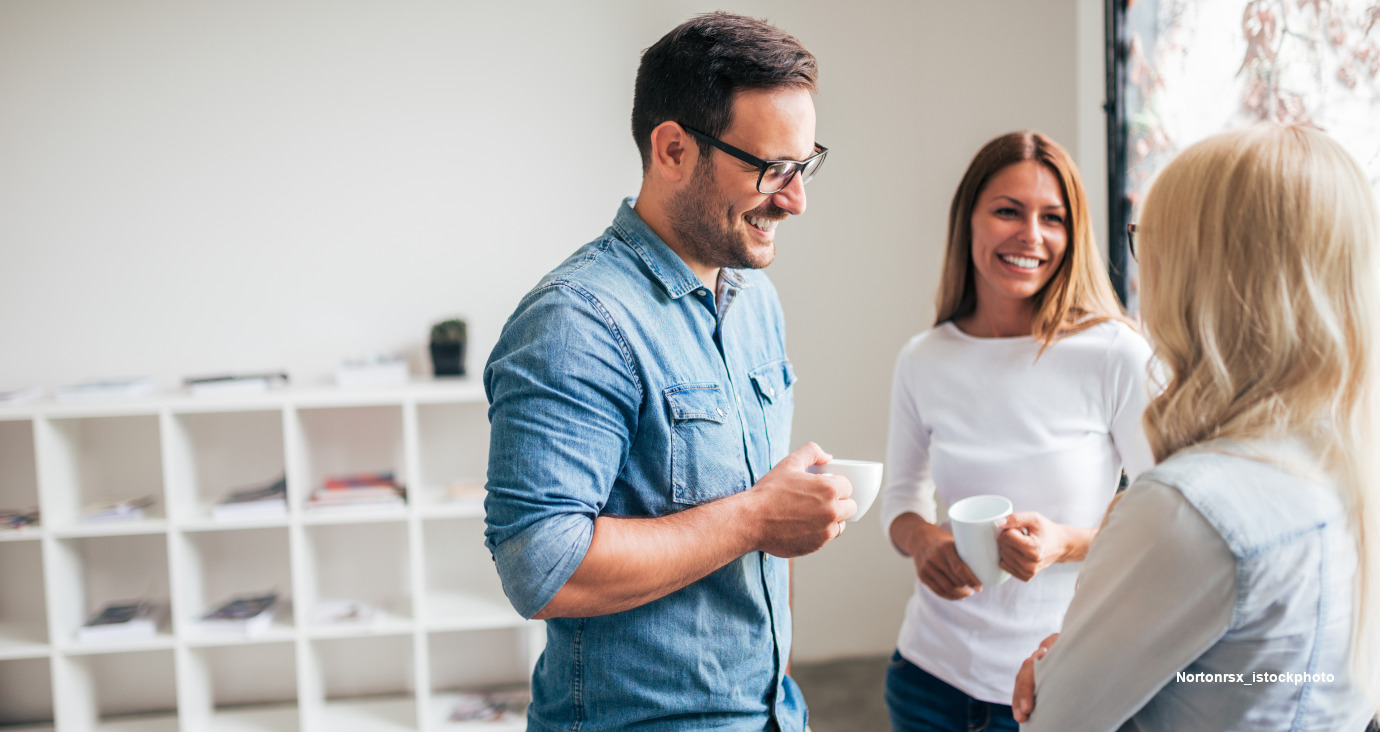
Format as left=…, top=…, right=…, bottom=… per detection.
left=482, top=283, right=641, bottom=619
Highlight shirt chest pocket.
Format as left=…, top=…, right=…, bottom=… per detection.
left=664, top=383, right=749, bottom=506
left=748, top=359, right=796, bottom=467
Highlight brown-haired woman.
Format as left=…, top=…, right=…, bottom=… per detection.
left=878, top=131, right=1155, bottom=731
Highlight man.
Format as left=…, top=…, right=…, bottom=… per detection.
left=483, top=12, right=854, bottom=731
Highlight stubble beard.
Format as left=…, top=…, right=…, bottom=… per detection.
left=667, top=163, right=781, bottom=271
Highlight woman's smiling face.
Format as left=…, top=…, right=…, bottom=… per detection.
left=968, top=159, right=1070, bottom=312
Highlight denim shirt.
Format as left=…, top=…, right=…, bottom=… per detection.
left=483, top=198, right=805, bottom=731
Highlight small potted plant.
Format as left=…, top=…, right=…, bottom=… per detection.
left=429, top=318, right=468, bottom=377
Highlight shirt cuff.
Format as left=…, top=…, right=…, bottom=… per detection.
left=492, top=512, right=595, bottom=618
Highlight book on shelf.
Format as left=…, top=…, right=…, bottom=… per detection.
left=78, top=600, right=159, bottom=642
left=307, top=471, right=405, bottom=513
left=321, top=471, right=398, bottom=490
left=449, top=688, right=531, bottom=722
left=212, top=476, right=287, bottom=520
left=82, top=496, right=155, bottom=523
left=197, top=591, right=278, bottom=635
left=54, top=377, right=155, bottom=402
left=183, top=371, right=289, bottom=396
left=0, top=508, right=39, bottom=531
left=0, top=386, right=44, bottom=404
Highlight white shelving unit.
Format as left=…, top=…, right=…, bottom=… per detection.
left=0, top=380, right=539, bottom=732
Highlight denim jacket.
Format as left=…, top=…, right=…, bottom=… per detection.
left=1131, top=440, right=1373, bottom=730
left=483, top=198, right=805, bottom=731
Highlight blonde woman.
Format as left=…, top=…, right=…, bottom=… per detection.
left=880, top=131, right=1155, bottom=731
left=1014, top=124, right=1380, bottom=729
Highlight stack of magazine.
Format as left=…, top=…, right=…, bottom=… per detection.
left=197, top=591, right=278, bottom=636
left=54, top=377, right=155, bottom=402
left=82, top=496, right=155, bottom=523
left=0, top=508, right=39, bottom=531
left=306, top=472, right=405, bottom=513
left=449, top=688, right=530, bottom=722
left=183, top=371, right=289, bottom=397
left=212, top=477, right=287, bottom=520
left=79, top=600, right=160, bottom=642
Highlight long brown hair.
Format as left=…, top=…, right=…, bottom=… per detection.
left=934, top=131, right=1129, bottom=347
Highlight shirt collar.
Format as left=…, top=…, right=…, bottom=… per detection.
left=612, top=197, right=749, bottom=299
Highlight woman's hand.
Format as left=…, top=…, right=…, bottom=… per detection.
left=998, top=512, right=1095, bottom=581
left=900, top=518, right=983, bottom=601
left=1012, top=632, right=1058, bottom=722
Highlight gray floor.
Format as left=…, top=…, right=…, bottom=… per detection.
left=793, top=654, right=891, bottom=732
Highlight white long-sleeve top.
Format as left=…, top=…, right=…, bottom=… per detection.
left=880, top=320, right=1156, bottom=703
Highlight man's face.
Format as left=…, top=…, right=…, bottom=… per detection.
left=667, top=87, right=816, bottom=271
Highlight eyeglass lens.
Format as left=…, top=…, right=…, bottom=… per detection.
left=760, top=154, right=825, bottom=195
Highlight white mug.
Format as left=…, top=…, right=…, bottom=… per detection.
left=947, top=494, right=1014, bottom=587
left=805, top=459, right=884, bottom=522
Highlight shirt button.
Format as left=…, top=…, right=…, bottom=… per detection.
left=697, top=289, right=707, bottom=296
left=768, top=387, right=776, bottom=398
left=716, top=408, right=724, bottom=417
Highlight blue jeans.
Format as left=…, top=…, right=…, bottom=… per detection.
left=886, top=650, right=1019, bottom=732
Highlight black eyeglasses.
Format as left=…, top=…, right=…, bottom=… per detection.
left=1126, top=223, right=1137, bottom=261
left=680, top=123, right=828, bottom=195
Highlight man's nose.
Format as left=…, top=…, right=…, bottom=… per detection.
left=769, top=171, right=807, bottom=216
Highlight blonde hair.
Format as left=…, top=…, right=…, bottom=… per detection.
left=1139, top=123, right=1380, bottom=708
left=934, top=131, right=1130, bottom=347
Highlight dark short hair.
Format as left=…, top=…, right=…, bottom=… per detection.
left=631, top=12, right=817, bottom=171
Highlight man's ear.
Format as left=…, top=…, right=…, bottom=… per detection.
left=647, top=121, right=699, bottom=185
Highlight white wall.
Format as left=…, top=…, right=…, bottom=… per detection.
left=0, top=0, right=1104, bottom=662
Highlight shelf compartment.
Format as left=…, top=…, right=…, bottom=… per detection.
left=303, top=636, right=416, bottom=730
left=419, top=518, right=516, bottom=629
left=52, top=649, right=177, bottom=731
left=300, top=522, right=413, bottom=635
left=179, top=642, right=299, bottom=731
left=413, top=403, right=488, bottom=511
left=163, top=410, right=286, bottom=524
left=175, top=528, right=294, bottom=642
left=291, top=406, right=405, bottom=515
left=0, top=539, right=48, bottom=657
left=428, top=629, right=534, bottom=730
left=48, top=534, right=171, bottom=649
left=0, top=656, right=54, bottom=728
left=0, top=419, right=41, bottom=534
left=37, top=415, right=165, bottom=530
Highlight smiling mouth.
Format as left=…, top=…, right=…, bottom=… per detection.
left=1000, top=254, right=1042, bottom=269
left=746, top=214, right=781, bottom=232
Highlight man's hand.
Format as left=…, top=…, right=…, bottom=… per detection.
left=1013, top=632, right=1058, bottom=722
left=998, top=512, right=1092, bottom=582
left=900, top=519, right=982, bottom=600
left=744, top=442, right=856, bottom=557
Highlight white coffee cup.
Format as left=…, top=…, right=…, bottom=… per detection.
left=947, top=494, right=1014, bottom=587
left=805, top=459, right=884, bottom=522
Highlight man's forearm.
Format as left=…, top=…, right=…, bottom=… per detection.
left=533, top=490, right=762, bottom=619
